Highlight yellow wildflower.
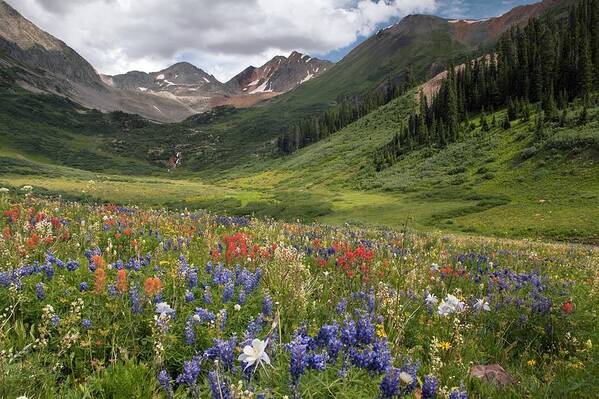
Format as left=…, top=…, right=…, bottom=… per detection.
left=527, top=359, right=536, bottom=366
left=376, top=323, right=386, bottom=338
left=437, top=341, right=452, bottom=350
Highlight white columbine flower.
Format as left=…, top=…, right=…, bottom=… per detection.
left=473, top=298, right=491, bottom=312
left=399, top=371, right=413, bottom=385
left=425, top=293, right=439, bottom=307
left=437, top=294, right=466, bottom=317
left=155, top=302, right=175, bottom=316
left=238, top=338, right=271, bottom=371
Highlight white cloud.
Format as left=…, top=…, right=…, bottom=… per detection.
left=6, top=0, right=438, bottom=81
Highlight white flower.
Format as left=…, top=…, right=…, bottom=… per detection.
left=425, top=293, right=439, bottom=307
left=437, top=294, right=466, bottom=317
left=234, top=304, right=241, bottom=311
left=20, top=185, right=33, bottom=191
left=399, top=371, right=413, bottom=385
left=16, top=396, right=29, bottom=399
left=431, top=263, right=440, bottom=272
left=473, top=298, right=491, bottom=312
left=238, top=338, right=271, bottom=371
left=0, top=187, right=9, bottom=193
left=155, top=302, right=175, bottom=316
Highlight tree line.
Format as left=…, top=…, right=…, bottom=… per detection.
left=276, top=71, right=416, bottom=154
left=374, top=0, right=599, bottom=171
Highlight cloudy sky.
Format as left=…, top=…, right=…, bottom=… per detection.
left=6, top=0, right=534, bottom=81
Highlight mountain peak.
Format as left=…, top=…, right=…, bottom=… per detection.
left=162, top=61, right=204, bottom=73
left=226, top=51, right=332, bottom=95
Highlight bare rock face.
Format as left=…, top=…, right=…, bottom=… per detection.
left=470, top=364, right=513, bottom=387
left=226, top=51, right=332, bottom=95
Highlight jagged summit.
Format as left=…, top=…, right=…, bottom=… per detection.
left=226, top=51, right=332, bottom=94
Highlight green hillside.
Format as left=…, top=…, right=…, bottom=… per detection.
left=2, top=80, right=598, bottom=243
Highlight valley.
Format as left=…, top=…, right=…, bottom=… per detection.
left=0, top=0, right=598, bottom=397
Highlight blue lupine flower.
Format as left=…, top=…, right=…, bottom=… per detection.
left=341, top=319, right=357, bottom=346
left=243, top=314, right=266, bottom=344
left=176, top=356, right=202, bottom=386
left=448, top=387, right=468, bottom=399
left=194, top=307, right=216, bottom=323
left=289, top=339, right=308, bottom=385
left=185, top=290, right=195, bottom=303
left=208, top=370, right=232, bottom=399
left=371, top=339, right=392, bottom=373
left=46, top=252, right=57, bottom=264
left=238, top=289, right=246, bottom=305
left=184, top=316, right=196, bottom=344
left=157, top=369, right=174, bottom=399
left=356, top=315, right=375, bottom=345
left=203, top=287, right=213, bottom=304
left=307, top=353, right=328, bottom=370
left=204, top=337, right=237, bottom=371
left=336, top=299, right=347, bottom=314
left=0, top=272, right=11, bottom=287
left=367, top=290, right=376, bottom=314
left=188, top=269, right=198, bottom=289
left=35, top=282, right=45, bottom=300
left=108, top=285, right=118, bottom=296
left=130, top=286, right=142, bottom=314
left=50, top=315, right=60, bottom=327
left=317, top=323, right=338, bottom=347
left=223, top=282, right=234, bottom=303
left=422, top=375, right=438, bottom=399
left=41, top=263, right=54, bottom=279
left=82, top=319, right=92, bottom=329
left=262, top=294, right=273, bottom=316
left=212, top=264, right=233, bottom=285
left=220, top=309, right=228, bottom=331
left=66, top=260, right=79, bottom=272
left=380, top=368, right=400, bottom=398
left=79, top=282, right=89, bottom=292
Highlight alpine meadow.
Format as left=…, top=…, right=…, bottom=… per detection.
left=0, top=0, right=598, bottom=398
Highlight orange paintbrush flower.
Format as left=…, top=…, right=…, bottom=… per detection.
left=95, top=267, right=106, bottom=294
left=144, top=277, right=162, bottom=296
left=92, top=255, right=105, bottom=269
left=117, top=269, right=128, bottom=293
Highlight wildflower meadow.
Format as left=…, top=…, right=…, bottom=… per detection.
left=0, top=191, right=597, bottom=398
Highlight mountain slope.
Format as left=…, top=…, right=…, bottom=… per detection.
left=226, top=51, right=332, bottom=94
left=177, top=0, right=577, bottom=168
left=0, top=0, right=101, bottom=88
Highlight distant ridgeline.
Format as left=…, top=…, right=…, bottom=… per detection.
left=374, top=0, right=599, bottom=171
left=276, top=70, right=417, bottom=154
